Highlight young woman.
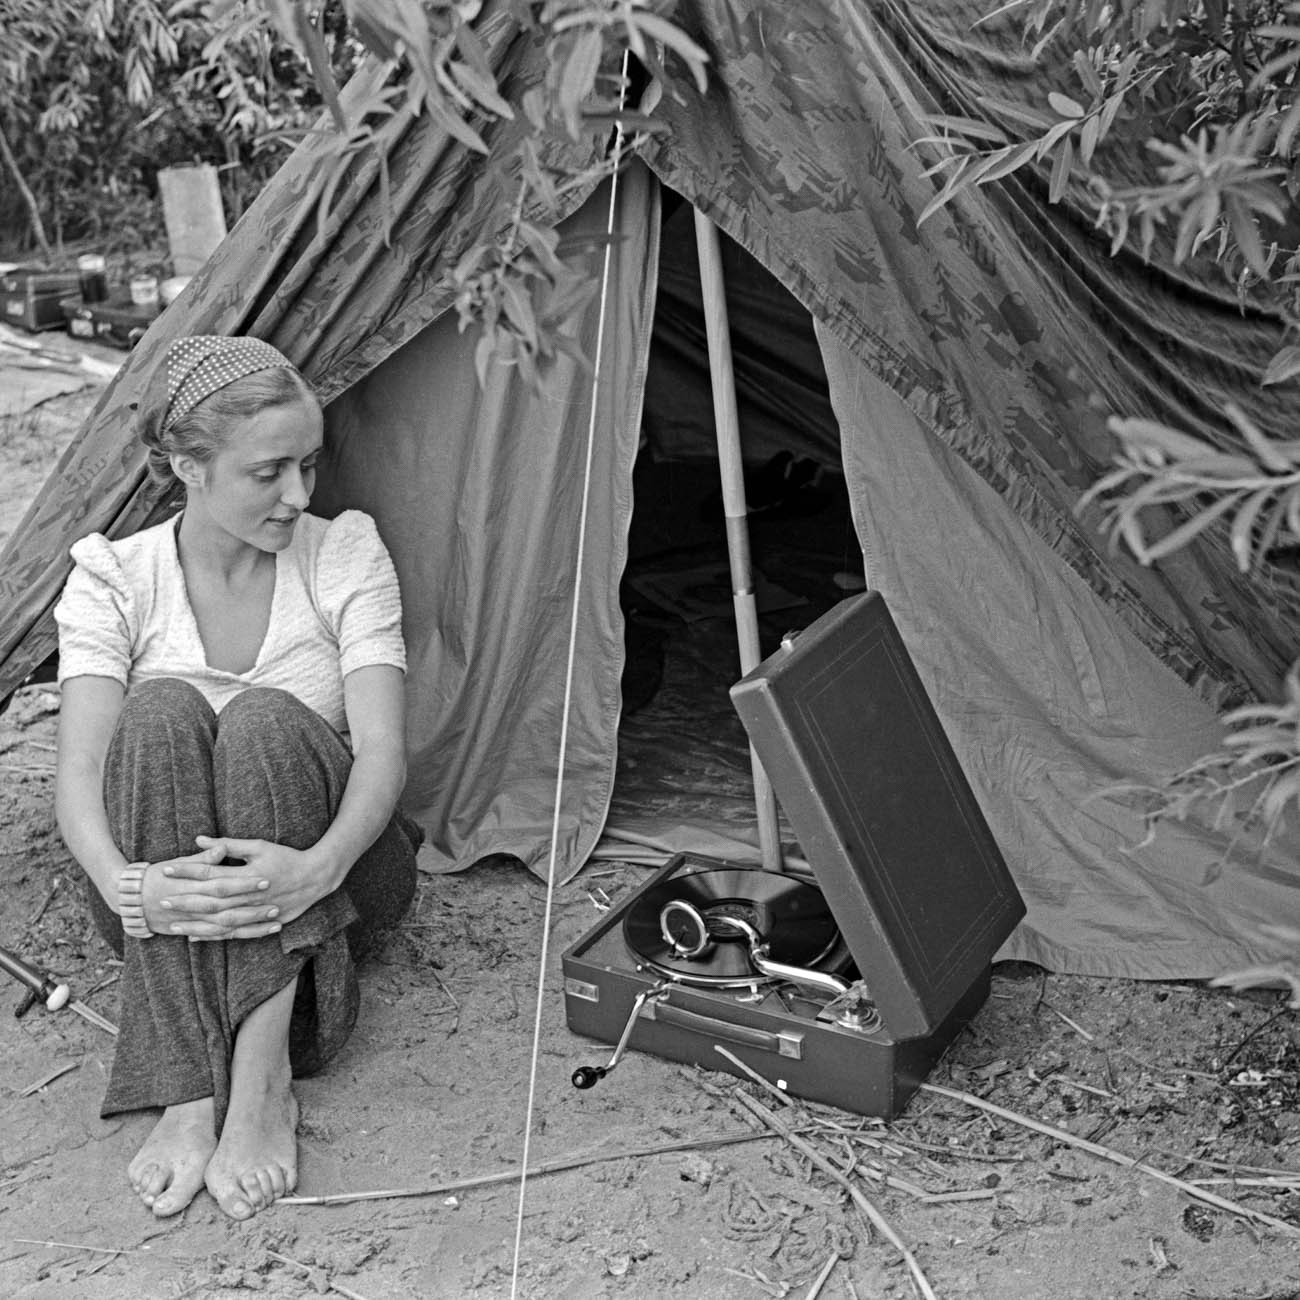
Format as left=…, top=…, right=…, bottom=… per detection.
left=54, top=335, right=419, bottom=1221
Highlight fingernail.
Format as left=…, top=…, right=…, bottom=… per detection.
left=163, top=867, right=175, bottom=877
left=161, top=901, right=172, bottom=909
left=257, top=881, right=269, bottom=891
left=269, top=923, right=281, bottom=933
left=171, top=925, right=183, bottom=934
left=266, top=908, right=279, bottom=919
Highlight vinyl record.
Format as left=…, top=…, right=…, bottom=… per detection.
left=624, top=867, right=840, bottom=987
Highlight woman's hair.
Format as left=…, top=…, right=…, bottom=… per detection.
left=142, top=366, right=319, bottom=490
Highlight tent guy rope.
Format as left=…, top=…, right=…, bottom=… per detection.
left=507, top=55, right=632, bottom=1300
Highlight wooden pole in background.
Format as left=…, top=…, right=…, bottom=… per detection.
left=693, top=209, right=783, bottom=872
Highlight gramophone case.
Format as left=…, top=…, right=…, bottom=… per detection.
left=562, top=592, right=1025, bottom=1118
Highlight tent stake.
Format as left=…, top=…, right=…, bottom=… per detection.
left=693, top=210, right=782, bottom=872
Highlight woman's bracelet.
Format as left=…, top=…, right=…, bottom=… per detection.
left=116, top=864, right=154, bottom=940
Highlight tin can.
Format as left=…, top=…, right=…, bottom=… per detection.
left=129, top=274, right=160, bottom=311
left=77, top=253, right=107, bottom=304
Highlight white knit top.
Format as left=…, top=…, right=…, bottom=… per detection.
left=54, top=510, right=405, bottom=737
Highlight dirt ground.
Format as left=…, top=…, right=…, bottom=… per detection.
left=3, top=333, right=1300, bottom=1300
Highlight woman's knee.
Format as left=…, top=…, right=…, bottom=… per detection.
left=217, top=687, right=323, bottom=747
left=117, top=677, right=215, bottom=737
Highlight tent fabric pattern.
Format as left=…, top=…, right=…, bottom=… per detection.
left=644, top=0, right=1300, bottom=708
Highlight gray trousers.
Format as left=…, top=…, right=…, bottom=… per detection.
left=89, top=679, right=418, bottom=1128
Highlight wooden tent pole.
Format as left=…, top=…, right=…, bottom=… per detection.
left=693, top=209, right=783, bottom=872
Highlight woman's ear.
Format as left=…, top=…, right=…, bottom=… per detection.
left=170, top=452, right=205, bottom=492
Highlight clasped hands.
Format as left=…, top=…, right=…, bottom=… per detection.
left=134, top=836, right=327, bottom=940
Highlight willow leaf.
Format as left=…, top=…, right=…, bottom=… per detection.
left=1230, top=485, right=1279, bottom=571
left=1262, top=345, right=1300, bottom=387
left=1139, top=492, right=1244, bottom=562
left=1049, top=135, right=1074, bottom=203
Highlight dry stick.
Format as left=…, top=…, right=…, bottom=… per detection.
left=80, top=972, right=119, bottom=1000
left=266, top=1250, right=371, bottom=1300
left=1040, top=1002, right=1094, bottom=1041
left=708, top=1047, right=935, bottom=1299
left=1192, top=1176, right=1300, bottom=1188
left=714, top=1046, right=937, bottom=1194
left=729, top=1090, right=938, bottom=1300
left=14, top=1239, right=138, bottom=1257
left=27, top=877, right=60, bottom=926
left=18, top=1061, right=78, bottom=1097
left=1149, top=1147, right=1300, bottom=1179
left=885, top=1132, right=1024, bottom=1164
left=918, top=1082, right=1300, bottom=1238
left=280, top=1129, right=788, bottom=1206
left=803, top=1249, right=840, bottom=1300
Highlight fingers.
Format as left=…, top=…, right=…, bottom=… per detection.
left=170, top=918, right=284, bottom=941
left=160, top=875, right=270, bottom=909
left=195, top=835, right=265, bottom=859
left=157, top=846, right=227, bottom=881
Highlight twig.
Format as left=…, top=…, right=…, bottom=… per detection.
left=1040, top=1002, right=1095, bottom=1041
left=1191, top=1176, right=1300, bottom=1188
left=281, top=1128, right=787, bottom=1206
left=919, top=1082, right=1300, bottom=1237
left=18, top=1061, right=78, bottom=1097
left=266, top=1250, right=371, bottom=1300
left=1220, top=1006, right=1292, bottom=1073
left=1148, top=1147, right=1300, bottom=1178
left=430, top=970, right=460, bottom=1034
left=1028, top=1069, right=1115, bottom=1100
left=710, top=1045, right=945, bottom=1202
left=728, top=1090, right=937, bottom=1300
left=27, top=877, right=61, bottom=926
left=80, top=972, right=119, bottom=999
left=885, top=1132, right=1025, bottom=1164
left=918, top=1188, right=998, bottom=1205
left=803, top=1249, right=839, bottom=1300
left=14, top=1239, right=138, bottom=1257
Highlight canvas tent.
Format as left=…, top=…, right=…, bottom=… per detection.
left=3, top=0, right=1300, bottom=980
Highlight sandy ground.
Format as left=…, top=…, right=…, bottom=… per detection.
left=2, top=330, right=1300, bottom=1299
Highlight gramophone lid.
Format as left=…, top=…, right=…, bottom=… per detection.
left=731, top=592, right=1025, bottom=1039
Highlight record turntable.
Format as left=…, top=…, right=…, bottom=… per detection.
left=562, top=592, right=1025, bottom=1118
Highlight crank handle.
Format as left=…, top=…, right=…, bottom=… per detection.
left=572, top=983, right=670, bottom=1090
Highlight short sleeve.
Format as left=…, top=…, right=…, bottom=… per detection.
left=315, top=511, right=407, bottom=677
left=54, top=535, right=135, bottom=687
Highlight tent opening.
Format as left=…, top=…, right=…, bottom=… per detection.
left=606, top=197, right=863, bottom=855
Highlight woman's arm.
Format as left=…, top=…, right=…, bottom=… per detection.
left=55, top=675, right=133, bottom=903
left=303, top=662, right=408, bottom=887
left=190, top=664, right=408, bottom=928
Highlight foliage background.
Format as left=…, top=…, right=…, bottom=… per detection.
left=0, top=0, right=356, bottom=267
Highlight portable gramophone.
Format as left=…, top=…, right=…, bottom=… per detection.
left=562, top=592, right=1025, bottom=1118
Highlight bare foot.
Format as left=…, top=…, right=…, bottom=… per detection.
left=204, top=976, right=300, bottom=1221
left=204, top=1075, right=298, bottom=1220
left=127, top=1097, right=216, bottom=1217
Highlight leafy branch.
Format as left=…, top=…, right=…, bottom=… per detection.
left=238, top=0, right=708, bottom=389
left=1078, top=405, right=1300, bottom=573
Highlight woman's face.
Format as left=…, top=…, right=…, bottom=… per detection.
left=179, top=398, right=325, bottom=553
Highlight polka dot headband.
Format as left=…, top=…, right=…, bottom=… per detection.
left=138, top=335, right=300, bottom=442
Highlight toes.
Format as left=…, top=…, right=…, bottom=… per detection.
left=225, top=1196, right=255, bottom=1221
left=130, top=1162, right=165, bottom=1204
left=240, top=1171, right=268, bottom=1210
left=209, top=1180, right=254, bottom=1220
